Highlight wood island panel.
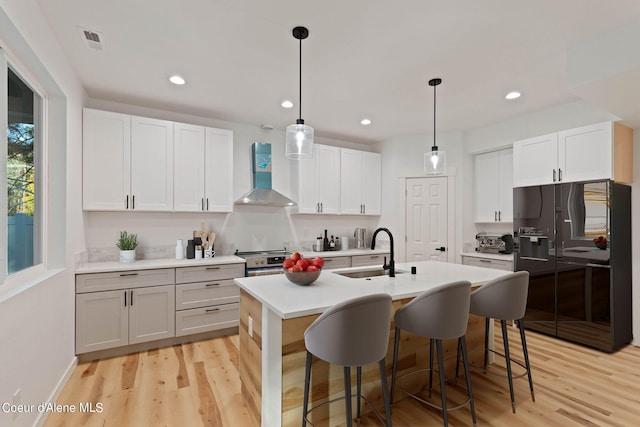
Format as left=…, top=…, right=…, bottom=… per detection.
left=240, top=289, right=487, bottom=427
left=239, top=289, right=263, bottom=424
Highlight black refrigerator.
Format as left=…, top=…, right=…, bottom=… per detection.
left=513, top=179, right=632, bottom=352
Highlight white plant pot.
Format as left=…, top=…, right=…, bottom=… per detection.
left=119, top=249, right=136, bottom=263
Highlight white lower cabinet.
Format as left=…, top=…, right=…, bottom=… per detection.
left=174, top=264, right=243, bottom=336
left=76, top=284, right=175, bottom=354
left=351, top=253, right=390, bottom=267
left=461, top=255, right=513, bottom=271
left=321, top=256, right=352, bottom=270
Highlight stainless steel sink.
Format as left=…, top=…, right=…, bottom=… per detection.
left=335, top=268, right=407, bottom=279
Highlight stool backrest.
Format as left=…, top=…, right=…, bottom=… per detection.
left=394, top=281, right=472, bottom=340
left=470, top=271, right=530, bottom=320
left=304, top=293, right=392, bottom=367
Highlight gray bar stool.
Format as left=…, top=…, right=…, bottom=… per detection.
left=390, top=281, right=476, bottom=427
left=303, top=293, right=393, bottom=427
left=457, top=271, right=535, bottom=413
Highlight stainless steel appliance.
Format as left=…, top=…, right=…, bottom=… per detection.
left=513, top=179, right=631, bottom=352
left=475, top=233, right=514, bottom=254
left=354, top=228, right=367, bottom=249
left=235, top=249, right=289, bottom=276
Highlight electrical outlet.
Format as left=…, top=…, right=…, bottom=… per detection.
left=248, top=316, right=253, bottom=338
left=12, top=389, right=21, bottom=420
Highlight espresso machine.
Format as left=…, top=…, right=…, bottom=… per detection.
left=475, top=232, right=514, bottom=254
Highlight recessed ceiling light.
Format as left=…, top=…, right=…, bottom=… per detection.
left=505, top=91, right=521, bottom=100
left=360, top=118, right=372, bottom=125
left=169, top=75, right=186, bottom=85
left=281, top=100, right=294, bottom=109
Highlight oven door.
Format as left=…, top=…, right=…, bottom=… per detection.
left=246, top=267, right=284, bottom=277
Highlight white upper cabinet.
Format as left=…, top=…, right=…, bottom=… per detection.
left=513, top=121, right=633, bottom=187
left=130, top=116, right=174, bottom=211
left=340, top=149, right=381, bottom=215
left=512, top=133, right=558, bottom=188
left=474, top=148, right=513, bottom=223
left=290, top=144, right=340, bottom=214
left=174, top=124, right=233, bottom=212
left=84, top=108, right=233, bottom=212
left=83, top=109, right=131, bottom=210
left=83, top=109, right=174, bottom=211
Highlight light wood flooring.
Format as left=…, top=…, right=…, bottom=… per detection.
left=44, top=326, right=640, bottom=426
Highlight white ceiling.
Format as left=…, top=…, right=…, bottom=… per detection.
left=35, top=0, right=640, bottom=144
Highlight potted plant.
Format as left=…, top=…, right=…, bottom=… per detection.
left=116, top=231, right=139, bottom=263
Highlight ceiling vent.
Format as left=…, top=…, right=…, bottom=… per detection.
left=79, top=27, right=103, bottom=51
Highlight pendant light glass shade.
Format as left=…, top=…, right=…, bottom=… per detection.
left=424, top=78, right=446, bottom=175
left=286, top=26, right=314, bottom=160
left=286, top=120, right=314, bottom=159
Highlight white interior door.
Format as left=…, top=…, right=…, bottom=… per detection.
left=406, top=177, right=448, bottom=261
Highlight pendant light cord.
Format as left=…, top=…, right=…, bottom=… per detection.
left=298, top=37, right=302, bottom=122
left=433, top=82, right=436, bottom=149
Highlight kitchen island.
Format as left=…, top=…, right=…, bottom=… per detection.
left=234, top=260, right=511, bottom=427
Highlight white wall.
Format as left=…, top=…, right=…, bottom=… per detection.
left=0, top=1, right=86, bottom=426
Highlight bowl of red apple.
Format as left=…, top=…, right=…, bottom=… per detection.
left=593, top=236, right=608, bottom=250
left=283, top=252, right=324, bottom=286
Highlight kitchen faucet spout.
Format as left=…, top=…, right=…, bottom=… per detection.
left=371, top=227, right=395, bottom=277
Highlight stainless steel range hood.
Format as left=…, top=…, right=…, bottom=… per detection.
left=234, top=142, right=297, bottom=207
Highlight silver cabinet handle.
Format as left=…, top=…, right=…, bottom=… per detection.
left=205, top=266, right=220, bottom=270
left=320, top=202, right=323, bottom=212
left=316, top=202, right=320, bottom=213
left=553, top=169, right=557, bottom=182
left=119, top=273, right=138, bottom=277
left=206, top=308, right=220, bottom=313
left=370, top=255, right=380, bottom=259
left=479, top=259, right=491, bottom=263
left=495, top=211, right=497, bottom=221
left=130, top=290, right=134, bottom=306
left=132, top=195, right=135, bottom=210
left=201, top=198, right=204, bottom=211
left=363, top=204, right=365, bottom=214
left=498, top=211, right=501, bottom=221
left=126, top=195, right=129, bottom=209
left=124, top=290, right=127, bottom=307
left=206, top=198, right=209, bottom=211
left=558, top=168, right=562, bottom=181
left=205, top=283, right=221, bottom=287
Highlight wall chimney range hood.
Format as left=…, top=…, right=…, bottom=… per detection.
left=234, top=142, right=297, bottom=207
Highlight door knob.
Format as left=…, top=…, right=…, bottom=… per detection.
left=435, top=247, right=446, bottom=252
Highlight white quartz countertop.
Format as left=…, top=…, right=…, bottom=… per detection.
left=234, top=260, right=510, bottom=319
left=76, top=255, right=245, bottom=274
left=460, top=251, right=514, bottom=261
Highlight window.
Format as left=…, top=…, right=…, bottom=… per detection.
left=6, top=64, right=42, bottom=275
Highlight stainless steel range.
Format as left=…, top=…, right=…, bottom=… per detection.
left=235, top=249, right=289, bottom=277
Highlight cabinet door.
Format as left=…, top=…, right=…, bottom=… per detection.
left=204, top=127, right=234, bottom=212
left=351, top=253, right=389, bottom=267
left=315, top=145, right=340, bottom=214
left=130, top=116, right=174, bottom=211
left=76, top=290, right=128, bottom=353
left=82, top=109, right=131, bottom=210
left=174, top=123, right=205, bottom=212
left=361, top=152, right=381, bottom=215
left=340, top=148, right=363, bottom=214
left=498, top=149, right=513, bottom=222
left=128, top=284, right=175, bottom=344
left=558, top=122, right=612, bottom=183
left=474, top=151, right=501, bottom=222
left=513, top=133, right=558, bottom=187
left=291, top=154, right=318, bottom=213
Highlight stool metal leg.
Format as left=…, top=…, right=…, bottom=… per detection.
left=483, top=317, right=490, bottom=370
left=454, top=338, right=462, bottom=379
left=390, top=327, right=400, bottom=404
left=435, top=339, right=448, bottom=427
left=357, top=366, right=362, bottom=421
left=302, top=351, right=312, bottom=427
left=459, top=336, right=477, bottom=427
left=378, top=358, right=393, bottom=427
left=501, top=319, right=516, bottom=413
left=344, top=366, right=353, bottom=427
left=518, top=319, right=535, bottom=402
left=429, top=338, right=434, bottom=398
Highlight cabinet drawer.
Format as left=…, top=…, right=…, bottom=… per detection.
left=175, top=263, right=244, bottom=284
left=175, top=303, right=239, bottom=337
left=76, top=268, right=175, bottom=293
left=322, top=256, right=351, bottom=270
left=175, top=280, right=239, bottom=310
left=351, top=253, right=389, bottom=267
left=462, top=257, right=513, bottom=271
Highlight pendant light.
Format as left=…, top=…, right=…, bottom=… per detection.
left=424, top=77, right=446, bottom=175
left=286, top=26, right=314, bottom=160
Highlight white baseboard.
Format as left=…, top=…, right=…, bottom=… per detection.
left=33, top=356, right=78, bottom=427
